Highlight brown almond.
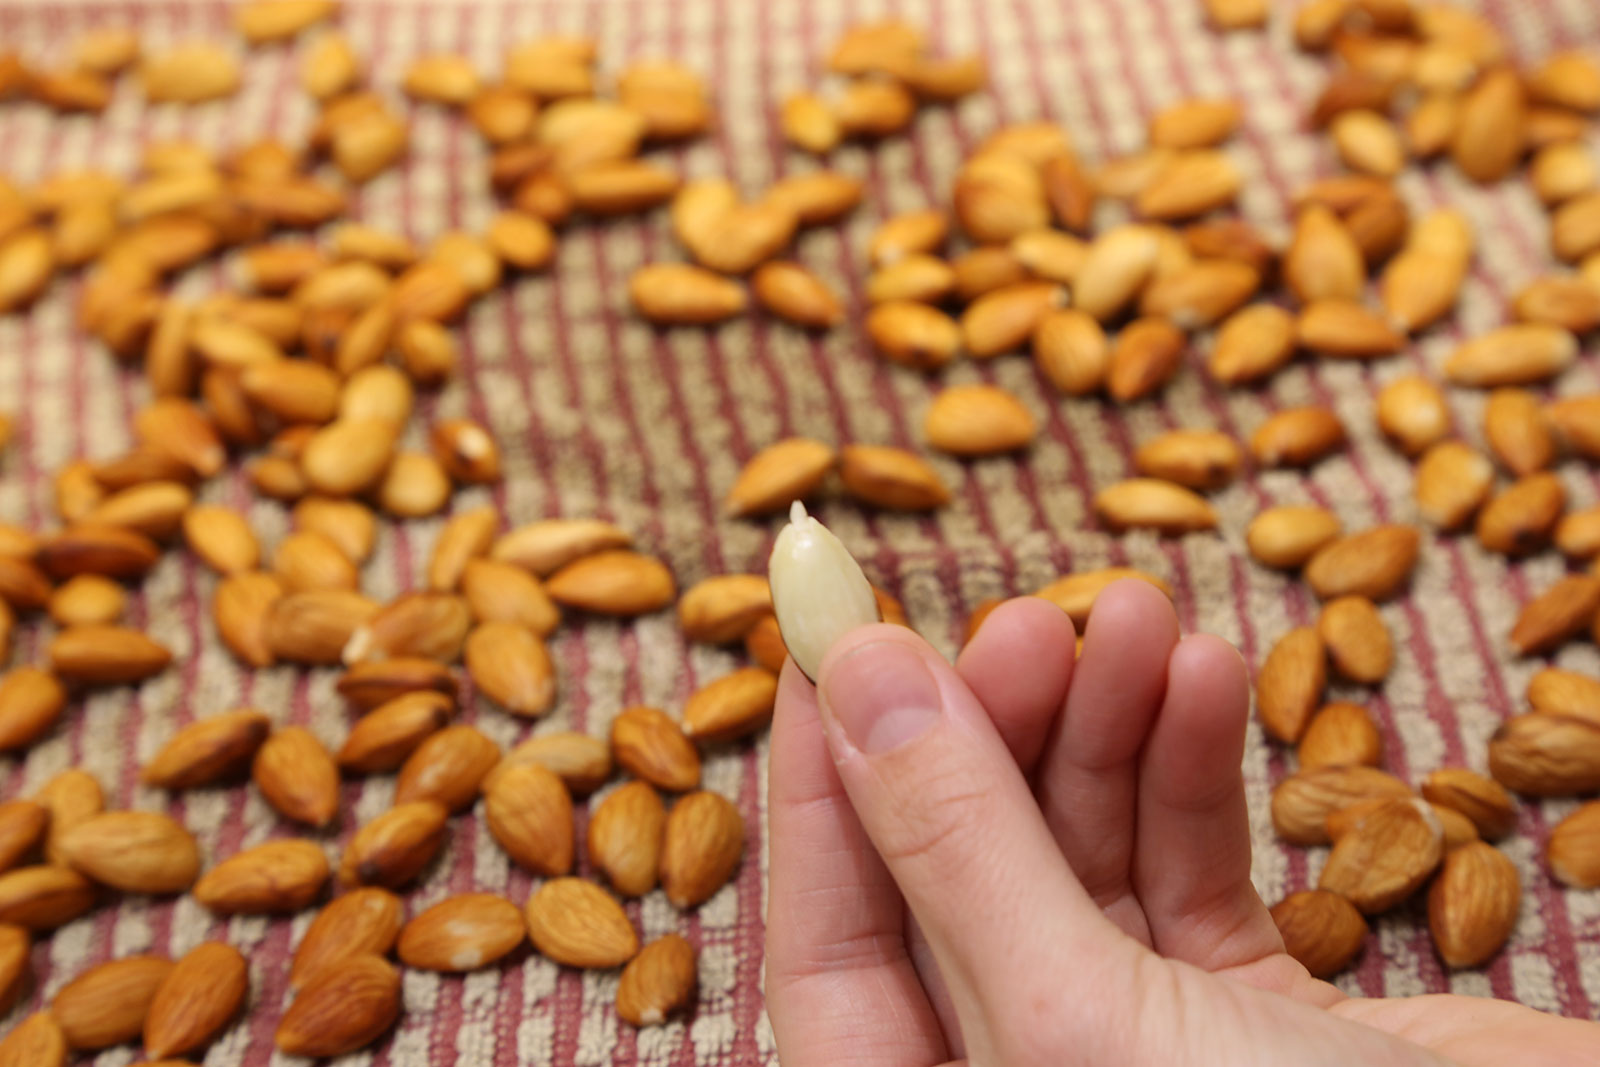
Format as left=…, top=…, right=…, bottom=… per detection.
left=1317, top=596, right=1392, bottom=683
left=37, top=524, right=159, bottom=581
left=193, top=839, right=329, bottom=915
left=868, top=210, right=950, bottom=265
left=1530, top=143, right=1597, bottom=207
left=290, top=887, right=403, bottom=990
left=1285, top=205, right=1365, bottom=305
left=1527, top=50, right=1600, bottom=112
left=0, top=1013, right=66, bottom=1067
left=460, top=559, right=560, bottom=636
left=484, top=212, right=555, bottom=275
left=1476, top=472, right=1564, bottom=556
left=0, top=866, right=96, bottom=929
left=394, top=724, right=500, bottom=813
left=1033, top=570, right=1173, bottom=627
left=464, top=621, right=556, bottom=717
left=484, top=762, right=574, bottom=877
left=1549, top=394, right=1600, bottom=459
left=763, top=172, right=864, bottom=226
left=213, top=571, right=284, bottom=668
left=181, top=505, right=259, bottom=575
left=751, top=261, right=842, bottom=329
left=1148, top=97, right=1241, bottom=149
left=275, top=953, right=399, bottom=1058
left=1547, top=801, right=1600, bottom=888
left=1320, top=797, right=1444, bottom=913
left=1107, top=318, right=1186, bottom=402
left=300, top=417, right=400, bottom=497
left=1297, top=702, right=1383, bottom=770
left=1527, top=667, right=1600, bottom=724
left=399, top=893, right=527, bottom=976
left=235, top=0, right=337, bottom=43
left=292, top=497, right=376, bottom=565
left=568, top=161, right=680, bottom=216
left=588, top=781, right=666, bottom=897
left=0, top=554, right=51, bottom=614
left=950, top=245, right=1030, bottom=304
left=617, top=934, right=696, bottom=1027
left=1513, top=275, right=1600, bottom=334
left=491, top=733, right=610, bottom=797
left=337, top=657, right=457, bottom=712
left=50, top=626, right=171, bottom=685
left=272, top=530, right=358, bottom=595
left=961, top=281, right=1063, bottom=357
left=677, top=575, right=772, bottom=644
left=1270, top=890, right=1367, bottom=979
left=34, top=770, right=102, bottom=869
left=524, top=878, right=638, bottom=969
left=865, top=301, right=961, bottom=371
left=546, top=550, right=675, bottom=616
left=1380, top=249, right=1467, bottom=333
left=1072, top=224, right=1160, bottom=322
left=1414, top=441, right=1494, bottom=530
left=952, top=155, right=1049, bottom=244
left=344, top=592, right=471, bottom=665
left=865, top=254, right=957, bottom=305
left=338, top=691, right=453, bottom=774
left=1033, top=307, right=1110, bottom=395
left=779, top=92, right=841, bottom=154
left=1451, top=68, right=1524, bottom=183
left=264, top=589, right=378, bottom=665
left=402, top=53, right=478, bottom=104
left=1445, top=324, right=1577, bottom=387
left=923, top=384, right=1036, bottom=456
left=1428, top=841, right=1519, bottom=968
left=1331, top=109, right=1403, bottom=177
left=253, top=726, right=339, bottom=827
left=239, top=358, right=341, bottom=424
left=1131, top=430, right=1240, bottom=491
left=1208, top=303, right=1296, bottom=384
left=1510, top=575, right=1600, bottom=656
left=1136, top=150, right=1241, bottom=221
left=340, top=801, right=449, bottom=888
left=660, top=790, right=744, bottom=908
left=1295, top=299, right=1403, bottom=358
left=1251, top=407, right=1346, bottom=468
left=1406, top=92, right=1460, bottom=160
left=1488, top=713, right=1600, bottom=795
left=611, top=706, right=700, bottom=792
left=1094, top=479, right=1216, bottom=535
left=1421, top=768, right=1516, bottom=840
left=142, top=708, right=272, bottom=789
left=1375, top=375, right=1451, bottom=456
left=835, top=445, right=949, bottom=511
left=683, top=668, right=779, bottom=744
left=58, top=811, right=199, bottom=894
left=1304, top=525, right=1420, bottom=601
left=1484, top=388, right=1556, bottom=475
left=428, top=507, right=500, bottom=591
left=491, top=518, right=631, bottom=576
left=1138, top=259, right=1259, bottom=329
left=50, top=955, right=174, bottom=1050
left=84, top=482, right=193, bottom=540
left=1257, top=627, right=1327, bottom=744
left=0, top=800, right=45, bottom=872
left=0, top=668, right=67, bottom=752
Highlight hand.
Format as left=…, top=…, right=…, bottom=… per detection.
left=765, top=580, right=1599, bottom=1066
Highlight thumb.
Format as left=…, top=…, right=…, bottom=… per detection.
left=815, top=624, right=1128, bottom=1014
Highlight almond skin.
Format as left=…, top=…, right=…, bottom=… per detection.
left=1317, top=596, right=1392, bottom=683
left=1270, top=890, right=1367, bottom=978
left=141, top=708, right=272, bottom=789
left=1510, top=575, right=1600, bottom=656
left=1297, top=702, right=1383, bottom=770
left=588, top=780, right=667, bottom=897
left=1488, top=713, right=1600, bottom=796
left=339, top=801, right=449, bottom=888
left=253, top=726, right=340, bottom=827
left=193, top=838, right=330, bottom=915
left=1428, top=841, right=1519, bottom=968
left=398, top=893, right=526, bottom=972
left=611, top=706, right=701, bottom=792
left=0, top=866, right=97, bottom=929
left=484, top=762, right=574, bottom=877
left=1271, top=765, right=1412, bottom=845
left=660, top=790, right=745, bottom=908
left=291, top=887, right=404, bottom=990
left=545, top=550, right=676, bottom=615
left=143, top=941, right=249, bottom=1059
left=617, top=934, right=697, bottom=1027
left=1256, top=627, right=1326, bottom=744
left=464, top=621, right=556, bottom=717
left=1547, top=801, right=1600, bottom=888
left=276, top=953, right=400, bottom=1057
left=338, top=691, right=453, bottom=774
left=524, top=878, right=638, bottom=968
left=1304, top=524, right=1420, bottom=601
left=51, top=954, right=175, bottom=1050
left=57, top=811, right=200, bottom=894
left=394, top=724, right=500, bottom=813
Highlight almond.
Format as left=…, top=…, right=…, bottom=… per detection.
left=1250, top=406, right=1345, bottom=467
left=1489, top=713, right=1600, bottom=795
left=525, top=877, right=638, bottom=968
left=1375, top=375, right=1451, bottom=455
left=1257, top=626, right=1327, bottom=744
left=0, top=668, right=67, bottom=751
left=1547, top=801, right=1600, bottom=888
left=1285, top=205, right=1365, bottom=304
left=1445, top=324, right=1577, bottom=386
left=1072, top=224, right=1159, bottom=322
left=865, top=301, right=961, bottom=371
left=193, top=839, right=329, bottom=915
left=617, top=934, right=696, bottom=1027
left=838, top=444, right=950, bottom=511
left=0, top=1013, right=66, bottom=1067
left=143, top=942, right=247, bottom=1058
left=1271, top=764, right=1411, bottom=844
left=1297, top=702, right=1383, bottom=769
left=394, top=725, right=500, bottom=813
left=1148, top=97, right=1241, bottom=149
left=1304, top=525, right=1420, bottom=601
left=865, top=255, right=958, bottom=305
left=1138, top=259, right=1259, bottom=329
left=492, top=732, right=611, bottom=796
left=660, top=789, right=744, bottom=908
left=344, top=592, right=472, bottom=665
left=271, top=530, right=357, bottom=594
left=1420, top=768, right=1516, bottom=840
left=0, top=866, right=96, bottom=929
left=0, top=555, right=52, bottom=613
left=179, top=505, right=258, bottom=575
left=35, top=770, right=101, bottom=868
left=835, top=79, right=916, bottom=139
left=491, top=518, right=631, bottom=575
left=85, top=482, right=193, bottom=540
left=1512, top=275, right=1600, bottom=333
left=567, top=161, right=680, bottom=216
left=253, top=726, right=339, bottom=827
left=1451, top=68, right=1524, bottom=182
left=0, top=800, right=46, bottom=872
left=58, top=811, right=199, bottom=894
left=1270, top=889, right=1367, bottom=979
left=763, top=172, right=864, bottom=225
left=961, top=281, right=1063, bottom=357
left=1527, top=50, right=1600, bottom=112
left=546, top=550, right=675, bottom=615
left=1405, top=92, right=1460, bottom=159
left=611, top=706, right=700, bottom=792
left=1428, top=841, right=1519, bottom=967
left=587, top=781, right=666, bottom=897
left=427, top=507, right=499, bottom=592
left=1510, top=575, right=1600, bottom=656
left=463, top=621, right=556, bottom=716
left=1331, top=109, right=1403, bottom=176
left=402, top=53, right=478, bottom=104
left=213, top=571, right=284, bottom=667
left=866, top=211, right=948, bottom=268
left=265, top=589, right=378, bottom=664
left=1414, top=441, right=1493, bottom=530
left=484, top=212, right=554, bottom=275
left=1483, top=388, right=1555, bottom=474
left=1107, top=317, right=1186, bottom=402
left=1320, top=797, right=1444, bottom=913
left=300, top=417, right=400, bottom=497
left=339, top=801, right=450, bottom=888
left=1549, top=395, right=1600, bottom=460
left=301, top=31, right=359, bottom=99
left=240, top=358, right=341, bottom=424
left=923, top=384, right=1036, bottom=456
left=1136, top=150, right=1241, bottom=220
left=952, top=154, right=1048, bottom=243
left=950, top=245, right=1031, bottom=305
left=37, top=524, right=160, bottom=581
left=1208, top=303, right=1295, bottom=384
left=1093, top=479, right=1217, bottom=535
left=1527, top=668, right=1600, bottom=724
left=1476, top=472, right=1564, bottom=556
left=484, top=762, right=573, bottom=876
left=235, top=0, right=337, bottom=43
left=751, top=261, right=843, bottom=329
left=1295, top=299, right=1403, bottom=358
left=676, top=575, right=771, bottom=645
left=0, top=922, right=26, bottom=1016
left=338, top=657, right=458, bottom=712
left=50, top=955, right=174, bottom=1050
left=142, top=708, right=272, bottom=789
left=290, top=497, right=376, bottom=566
left=275, top=953, right=400, bottom=1057
left=1317, top=596, right=1392, bottom=683
left=1530, top=143, right=1598, bottom=207
left=290, top=887, right=403, bottom=989
left=398, top=893, right=525, bottom=972
left=1033, top=308, right=1110, bottom=395
left=1380, top=249, right=1467, bottom=333
left=338, top=691, right=452, bottom=774
left=452, top=559, right=559, bottom=638
left=1033, top=569, right=1173, bottom=626
left=683, top=667, right=779, bottom=744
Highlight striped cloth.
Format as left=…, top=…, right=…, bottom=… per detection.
left=1, top=0, right=1598, bottom=1063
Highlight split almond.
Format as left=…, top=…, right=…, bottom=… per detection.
left=1132, top=430, right=1241, bottom=490
left=398, top=893, right=526, bottom=972
left=194, top=839, right=329, bottom=915
left=1270, top=890, right=1367, bottom=978
left=1475, top=472, right=1564, bottom=556
left=58, top=811, right=199, bottom=894
left=1318, top=596, right=1392, bottom=683
left=611, top=706, right=700, bottom=792
left=1420, top=768, right=1516, bottom=840
left=290, top=887, right=403, bottom=990
left=338, top=691, right=453, bottom=774
left=50, top=955, right=174, bottom=1051
left=394, top=724, right=500, bottom=813
left=275, top=953, right=399, bottom=1058
left=678, top=574, right=772, bottom=644
left=1208, top=303, right=1296, bottom=384
left=923, top=384, right=1036, bottom=456
left=253, top=726, right=339, bottom=827
left=1093, top=479, right=1216, bottom=535
left=588, top=781, right=666, bottom=897
left=1510, top=575, right=1600, bottom=655
left=485, top=762, right=573, bottom=876
left=1304, top=525, right=1420, bottom=601
left=1488, top=713, right=1600, bottom=796
left=339, top=801, right=450, bottom=888
left=1257, top=626, right=1326, bottom=744
left=525, top=878, right=638, bottom=968
left=142, top=708, right=272, bottom=789
left=1297, top=702, right=1382, bottom=770
left=1444, top=324, right=1577, bottom=386
left=464, top=621, right=556, bottom=717
left=1320, top=797, right=1443, bottom=913
left=1375, top=375, right=1451, bottom=456
left=546, top=550, right=676, bottom=615
left=1428, top=841, right=1519, bottom=968
left=1414, top=441, right=1494, bottom=530
left=1249, top=407, right=1345, bottom=467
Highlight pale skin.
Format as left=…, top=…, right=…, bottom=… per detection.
left=765, top=580, right=1600, bottom=1067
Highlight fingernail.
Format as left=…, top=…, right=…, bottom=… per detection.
left=820, top=639, right=942, bottom=755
